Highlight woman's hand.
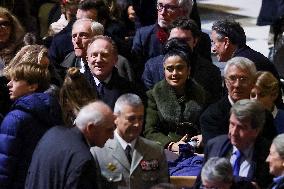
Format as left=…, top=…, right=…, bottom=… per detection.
left=170, top=134, right=188, bottom=154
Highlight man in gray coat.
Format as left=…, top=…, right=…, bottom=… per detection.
left=91, top=93, right=169, bottom=189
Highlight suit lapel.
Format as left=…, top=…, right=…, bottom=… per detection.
left=111, top=138, right=131, bottom=171
left=130, top=138, right=144, bottom=175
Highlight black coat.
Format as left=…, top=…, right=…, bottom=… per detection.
left=204, top=135, right=273, bottom=189
left=87, top=68, right=138, bottom=109
left=25, top=126, right=99, bottom=189
left=257, top=0, right=284, bottom=26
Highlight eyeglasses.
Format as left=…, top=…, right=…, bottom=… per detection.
left=0, top=21, right=11, bottom=29
left=225, top=75, right=250, bottom=86
left=157, top=3, right=179, bottom=13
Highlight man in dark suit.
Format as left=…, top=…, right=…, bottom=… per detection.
left=131, top=0, right=211, bottom=80
left=91, top=94, right=169, bottom=189
left=211, top=19, right=283, bottom=107
left=86, top=36, right=137, bottom=109
left=204, top=99, right=273, bottom=189
left=25, top=101, right=115, bottom=189
left=200, top=57, right=277, bottom=144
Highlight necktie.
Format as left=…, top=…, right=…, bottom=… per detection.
left=233, top=150, right=242, bottom=176
left=125, top=145, right=132, bottom=164
left=97, top=82, right=105, bottom=97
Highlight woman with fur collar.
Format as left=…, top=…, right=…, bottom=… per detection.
left=144, top=38, right=206, bottom=154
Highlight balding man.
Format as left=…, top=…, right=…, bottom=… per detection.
left=25, top=101, right=115, bottom=189
left=49, top=0, right=101, bottom=66
left=57, top=18, right=103, bottom=80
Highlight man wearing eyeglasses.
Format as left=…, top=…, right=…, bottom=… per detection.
left=200, top=57, right=277, bottom=145
left=131, top=0, right=211, bottom=81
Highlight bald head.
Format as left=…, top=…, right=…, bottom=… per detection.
left=75, top=101, right=115, bottom=147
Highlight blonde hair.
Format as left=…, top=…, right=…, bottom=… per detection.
left=60, top=67, right=97, bottom=126
left=7, top=62, right=50, bottom=92
left=5, top=45, right=48, bottom=75
left=254, top=71, right=279, bottom=97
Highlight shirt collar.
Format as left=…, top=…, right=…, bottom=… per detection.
left=273, top=175, right=284, bottom=184
left=93, top=73, right=112, bottom=86
left=114, top=130, right=137, bottom=151
left=233, top=144, right=254, bottom=159
left=272, top=105, right=278, bottom=118
left=228, top=95, right=235, bottom=105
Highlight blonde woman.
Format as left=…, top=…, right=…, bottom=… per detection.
left=250, top=71, right=284, bottom=134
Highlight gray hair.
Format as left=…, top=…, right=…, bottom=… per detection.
left=224, top=57, right=257, bottom=78
left=91, top=21, right=104, bottom=35
left=87, top=35, right=118, bottom=55
left=273, top=134, right=284, bottom=159
left=178, top=0, right=193, bottom=17
left=201, top=157, right=233, bottom=184
left=72, top=18, right=93, bottom=31
left=230, top=99, right=265, bottom=130
left=73, top=18, right=104, bottom=36
left=114, top=93, right=143, bottom=115
left=75, top=101, right=109, bottom=129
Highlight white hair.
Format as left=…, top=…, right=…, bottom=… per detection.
left=91, top=21, right=104, bottom=35
left=75, top=101, right=110, bottom=129
left=114, top=93, right=143, bottom=115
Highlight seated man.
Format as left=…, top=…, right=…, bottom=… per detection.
left=57, top=18, right=103, bottom=80
left=204, top=99, right=273, bottom=188
left=91, top=94, right=169, bottom=189
left=86, top=36, right=137, bottom=109
left=200, top=57, right=277, bottom=144
left=131, top=0, right=211, bottom=80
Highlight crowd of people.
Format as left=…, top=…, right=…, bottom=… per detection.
left=0, top=0, right=284, bottom=188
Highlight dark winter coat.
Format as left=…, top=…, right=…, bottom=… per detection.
left=144, top=79, right=206, bottom=147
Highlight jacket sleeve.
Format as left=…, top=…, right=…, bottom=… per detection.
left=144, top=91, right=172, bottom=148
left=142, top=61, right=154, bottom=90
left=0, top=110, right=25, bottom=188
left=66, top=159, right=99, bottom=189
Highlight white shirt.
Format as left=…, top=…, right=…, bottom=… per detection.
left=93, top=73, right=112, bottom=87
left=114, top=130, right=137, bottom=156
